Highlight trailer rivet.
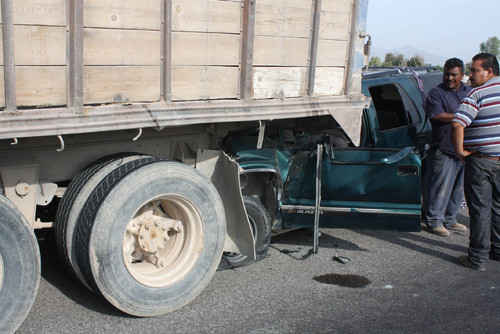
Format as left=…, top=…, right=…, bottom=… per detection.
left=15, top=183, right=30, bottom=197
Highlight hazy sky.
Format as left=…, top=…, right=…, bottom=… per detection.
left=366, top=0, right=500, bottom=63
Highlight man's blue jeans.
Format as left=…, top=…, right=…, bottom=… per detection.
left=422, top=147, right=464, bottom=228
left=464, top=156, right=500, bottom=265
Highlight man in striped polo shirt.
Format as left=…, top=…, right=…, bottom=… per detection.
left=451, top=52, right=500, bottom=271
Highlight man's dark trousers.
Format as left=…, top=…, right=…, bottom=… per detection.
left=464, top=156, right=500, bottom=266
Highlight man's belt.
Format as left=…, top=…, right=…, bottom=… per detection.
left=471, top=152, right=500, bottom=161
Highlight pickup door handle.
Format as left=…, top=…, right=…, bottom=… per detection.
left=397, top=165, right=419, bottom=176
left=329, top=147, right=415, bottom=165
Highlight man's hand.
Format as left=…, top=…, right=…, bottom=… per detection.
left=457, top=149, right=474, bottom=162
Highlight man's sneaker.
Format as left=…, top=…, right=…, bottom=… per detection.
left=489, top=252, right=500, bottom=262
left=458, top=255, right=486, bottom=271
left=447, top=222, right=467, bottom=232
left=426, top=225, right=450, bottom=237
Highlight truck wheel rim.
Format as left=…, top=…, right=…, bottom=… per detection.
left=122, top=195, right=204, bottom=288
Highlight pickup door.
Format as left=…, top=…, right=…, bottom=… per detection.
left=280, top=145, right=421, bottom=231
left=361, top=77, right=431, bottom=154
left=229, top=136, right=422, bottom=232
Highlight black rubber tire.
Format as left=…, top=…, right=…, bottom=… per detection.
left=55, top=153, right=150, bottom=290
left=222, top=195, right=271, bottom=268
left=75, top=158, right=226, bottom=316
left=0, top=195, right=40, bottom=334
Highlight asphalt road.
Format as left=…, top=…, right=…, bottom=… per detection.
left=17, top=211, right=499, bottom=334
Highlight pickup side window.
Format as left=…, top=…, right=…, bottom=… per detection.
left=369, top=84, right=420, bottom=131
left=398, top=86, right=422, bottom=125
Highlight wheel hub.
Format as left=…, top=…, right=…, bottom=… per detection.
left=122, top=195, right=204, bottom=288
left=137, top=217, right=183, bottom=254
left=125, top=202, right=184, bottom=269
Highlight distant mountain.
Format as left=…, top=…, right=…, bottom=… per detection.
left=370, top=45, right=447, bottom=66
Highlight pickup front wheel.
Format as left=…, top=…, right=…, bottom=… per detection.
left=222, top=195, right=271, bottom=267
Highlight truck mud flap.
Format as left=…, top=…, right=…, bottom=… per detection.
left=196, top=150, right=256, bottom=262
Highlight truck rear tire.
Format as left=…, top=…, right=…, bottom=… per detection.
left=222, top=195, right=271, bottom=267
left=75, top=158, right=226, bottom=316
left=0, top=195, right=40, bottom=334
left=55, top=153, right=150, bottom=290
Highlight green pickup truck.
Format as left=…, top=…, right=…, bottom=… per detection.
left=223, top=67, right=443, bottom=265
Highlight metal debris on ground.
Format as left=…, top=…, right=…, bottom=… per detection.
left=271, top=246, right=315, bottom=260
left=333, top=255, right=351, bottom=264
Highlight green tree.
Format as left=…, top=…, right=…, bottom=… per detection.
left=382, top=53, right=395, bottom=66
left=464, top=62, right=471, bottom=75
left=369, top=56, right=382, bottom=67
left=406, top=55, right=425, bottom=67
left=383, top=52, right=405, bottom=66
left=479, top=36, right=500, bottom=57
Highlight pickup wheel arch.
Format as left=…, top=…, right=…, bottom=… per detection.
left=240, top=171, right=281, bottom=224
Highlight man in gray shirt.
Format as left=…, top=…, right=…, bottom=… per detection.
left=422, top=58, right=471, bottom=236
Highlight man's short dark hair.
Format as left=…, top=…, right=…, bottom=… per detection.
left=472, top=53, right=500, bottom=76
left=444, top=58, right=465, bottom=73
